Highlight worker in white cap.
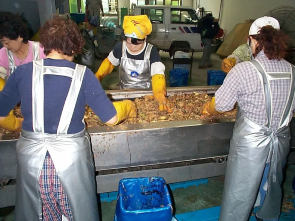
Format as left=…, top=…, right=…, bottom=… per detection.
left=95, top=15, right=171, bottom=112
left=221, top=17, right=279, bottom=73
left=203, top=16, right=294, bottom=221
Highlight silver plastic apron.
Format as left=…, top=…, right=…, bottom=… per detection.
left=15, top=60, right=99, bottom=221
left=6, top=41, right=40, bottom=79
left=119, top=41, right=153, bottom=89
left=219, top=60, right=295, bottom=221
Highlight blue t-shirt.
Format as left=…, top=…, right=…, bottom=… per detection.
left=0, top=58, right=116, bottom=134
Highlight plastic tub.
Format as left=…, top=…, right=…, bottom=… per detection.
left=169, top=68, right=189, bottom=87
left=114, top=177, right=172, bottom=221
left=207, top=70, right=226, bottom=85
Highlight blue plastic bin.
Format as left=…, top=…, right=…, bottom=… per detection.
left=169, top=68, right=189, bottom=87
left=207, top=70, right=226, bottom=85
left=70, top=13, right=86, bottom=24
left=114, top=177, right=172, bottom=221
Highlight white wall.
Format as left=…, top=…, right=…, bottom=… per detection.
left=198, top=0, right=222, bottom=19
left=183, top=0, right=295, bottom=36
left=213, top=0, right=295, bottom=36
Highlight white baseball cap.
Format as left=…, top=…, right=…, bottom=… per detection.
left=249, top=16, right=280, bottom=35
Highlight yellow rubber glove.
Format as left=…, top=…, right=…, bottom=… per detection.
left=152, top=74, right=172, bottom=113
left=108, top=100, right=137, bottom=125
left=0, top=78, right=23, bottom=131
left=202, top=97, right=220, bottom=116
left=221, top=58, right=236, bottom=73
left=0, top=110, right=23, bottom=132
left=95, top=58, right=115, bottom=81
left=0, top=77, right=5, bottom=90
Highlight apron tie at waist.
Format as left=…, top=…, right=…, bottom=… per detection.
left=21, top=128, right=87, bottom=139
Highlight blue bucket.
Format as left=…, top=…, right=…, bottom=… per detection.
left=169, top=68, right=189, bottom=87
left=114, top=177, right=172, bottom=221
left=207, top=70, right=226, bottom=85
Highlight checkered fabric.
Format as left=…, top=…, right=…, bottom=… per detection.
left=39, top=152, right=73, bottom=221
left=216, top=51, right=295, bottom=131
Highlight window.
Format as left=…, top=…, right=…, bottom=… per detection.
left=108, top=0, right=117, bottom=13
left=171, top=0, right=179, bottom=6
left=137, top=0, right=180, bottom=5
left=137, top=0, right=145, bottom=5
left=171, top=9, right=198, bottom=24
left=165, top=0, right=181, bottom=5
left=165, top=0, right=171, bottom=5
left=141, top=9, right=164, bottom=24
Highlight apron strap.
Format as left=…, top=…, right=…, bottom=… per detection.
left=250, top=60, right=272, bottom=128
left=32, top=41, right=40, bottom=60
left=279, top=64, right=295, bottom=127
left=252, top=61, right=294, bottom=219
left=57, top=64, right=86, bottom=134
left=251, top=60, right=295, bottom=129
left=7, top=50, right=16, bottom=77
left=122, top=41, right=127, bottom=58
left=32, top=60, right=86, bottom=134
left=32, top=60, right=45, bottom=133
left=144, top=43, right=153, bottom=60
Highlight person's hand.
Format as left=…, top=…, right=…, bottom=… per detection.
left=201, top=97, right=220, bottom=116
left=222, top=58, right=236, bottom=73
left=202, top=101, right=211, bottom=116
left=0, top=111, right=23, bottom=132
left=0, top=77, right=5, bottom=91
left=153, top=94, right=172, bottom=113
left=145, top=94, right=171, bottom=113
left=111, top=100, right=137, bottom=125
left=152, top=74, right=172, bottom=112
left=0, top=67, right=7, bottom=80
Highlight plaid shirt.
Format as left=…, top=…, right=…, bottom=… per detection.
left=39, top=152, right=73, bottom=221
left=216, top=51, right=295, bottom=131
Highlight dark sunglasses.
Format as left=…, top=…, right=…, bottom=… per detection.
left=128, top=38, right=145, bottom=45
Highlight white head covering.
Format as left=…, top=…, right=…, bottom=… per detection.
left=249, top=16, right=280, bottom=35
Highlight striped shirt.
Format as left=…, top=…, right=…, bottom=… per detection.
left=215, top=51, right=295, bottom=131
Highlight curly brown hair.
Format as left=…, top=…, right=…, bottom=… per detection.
left=252, top=25, right=289, bottom=60
left=39, top=16, right=84, bottom=56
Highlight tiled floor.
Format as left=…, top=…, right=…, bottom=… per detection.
left=1, top=165, right=294, bottom=221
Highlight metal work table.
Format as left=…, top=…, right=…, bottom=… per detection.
left=1, top=86, right=295, bottom=208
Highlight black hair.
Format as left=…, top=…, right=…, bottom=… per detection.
left=0, top=12, right=29, bottom=43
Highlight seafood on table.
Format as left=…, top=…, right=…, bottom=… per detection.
left=1, top=93, right=237, bottom=135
